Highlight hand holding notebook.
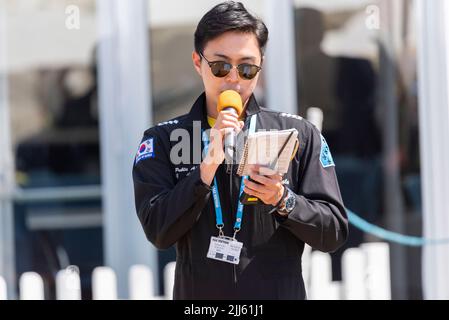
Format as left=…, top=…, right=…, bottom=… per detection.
left=237, top=128, right=299, bottom=177
left=237, top=128, right=299, bottom=205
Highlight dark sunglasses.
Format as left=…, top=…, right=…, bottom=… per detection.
left=199, top=52, right=262, bottom=80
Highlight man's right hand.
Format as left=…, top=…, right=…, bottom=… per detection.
left=214, top=109, right=245, bottom=132
left=200, top=110, right=244, bottom=185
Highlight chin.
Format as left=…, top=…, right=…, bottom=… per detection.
left=241, top=93, right=250, bottom=103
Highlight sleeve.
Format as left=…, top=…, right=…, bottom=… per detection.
left=132, top=128, right=212, bottom=249
left=275, top=124, right=349, bottom=253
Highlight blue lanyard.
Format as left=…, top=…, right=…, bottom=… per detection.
left=202, top=115, right=257, bottom=237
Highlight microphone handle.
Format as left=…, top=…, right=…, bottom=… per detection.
left=222, top=107, right=238, bottom=169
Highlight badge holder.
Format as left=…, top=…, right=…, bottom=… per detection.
left=207, top=227, right=243, bottom=265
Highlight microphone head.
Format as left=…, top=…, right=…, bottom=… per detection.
left=217, top=90, right=243, bottom=116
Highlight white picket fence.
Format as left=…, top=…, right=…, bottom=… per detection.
left=303, top=242, right=391, bottom=300
left=0, top=242, right=390, bottom=300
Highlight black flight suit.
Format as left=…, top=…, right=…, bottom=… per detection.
left=132, top=93, right=348, bottom=299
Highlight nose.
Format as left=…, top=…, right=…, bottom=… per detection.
left=225, top=66, right=239, bottom=83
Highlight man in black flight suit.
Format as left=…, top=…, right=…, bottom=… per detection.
left=133, top=1, right=348, bottom=300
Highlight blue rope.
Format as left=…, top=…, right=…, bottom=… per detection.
left=347, top=209, right=449, bottom=246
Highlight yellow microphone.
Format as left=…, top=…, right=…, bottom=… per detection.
left=217, top=90, right=243, bottom=170
left=217, top=90, right=243, bottom=115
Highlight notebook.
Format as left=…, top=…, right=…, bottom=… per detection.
left=236, top=128, right=299, bottom=176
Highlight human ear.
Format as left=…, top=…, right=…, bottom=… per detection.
left=192, top=51, right=202, bottom=77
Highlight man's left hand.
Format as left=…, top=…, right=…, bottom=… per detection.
left=243, top=165, right=284, bottom=206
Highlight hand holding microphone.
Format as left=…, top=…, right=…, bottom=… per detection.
left=216, top=90, right=244, bottom=169
left=200, top=90, right=244, bottom=185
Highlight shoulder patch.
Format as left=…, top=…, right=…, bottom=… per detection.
left=135, top=137, right=155, bottom=164
left=320, top=134, right=335, bottom=168
left=279, top=112, right=303, bottom=121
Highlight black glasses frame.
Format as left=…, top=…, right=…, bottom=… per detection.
left=199, top=52, right=262, bottom=80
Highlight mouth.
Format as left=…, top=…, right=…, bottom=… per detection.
left=220, top=85, right=241, bottom=94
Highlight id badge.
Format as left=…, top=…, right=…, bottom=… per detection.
left=207, top=236, right=243, bottom=265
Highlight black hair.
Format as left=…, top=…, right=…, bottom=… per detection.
left=194, top=1, right=269, bottom=57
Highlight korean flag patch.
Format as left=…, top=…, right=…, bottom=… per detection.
left=135, top=137, right=155, bottom=164
left=320, top=134, right=335, bottom=168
